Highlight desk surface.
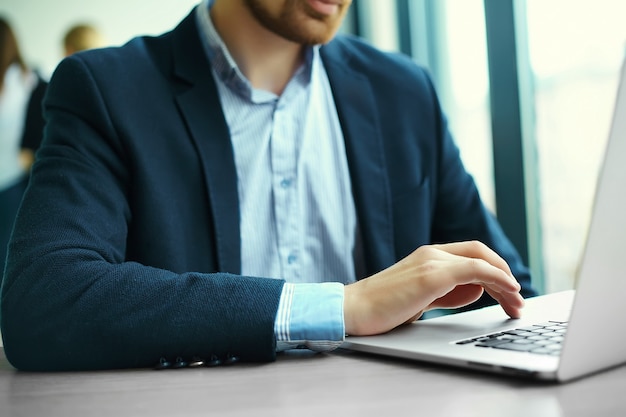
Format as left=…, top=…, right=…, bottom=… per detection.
left=1, top=346, right=625, bottom=417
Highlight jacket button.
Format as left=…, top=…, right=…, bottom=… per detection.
left=223, top=354, right=240, bottom=366
left=188, top=357, right=205, bottom=367
left=172, top=357, right=188, bottom=369
left=205, top=355, right=222, bottom=367
left=154, top=357, right=172, bottom=370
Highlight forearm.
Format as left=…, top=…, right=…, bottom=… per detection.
left=2, top=250, right=283, bottom=371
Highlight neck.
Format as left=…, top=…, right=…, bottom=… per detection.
left=211, top=1, right=304, bottom=95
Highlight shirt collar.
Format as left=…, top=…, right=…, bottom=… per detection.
left=196, top=0, right=317, bottom=103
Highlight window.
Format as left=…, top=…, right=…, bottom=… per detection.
left=346, top=0, right=626, bottom=294
left=432, top=0, right=495, bottom=211
left=524, top=0, right=626, bottom=292
left=357, top=0, right=495, bottom=208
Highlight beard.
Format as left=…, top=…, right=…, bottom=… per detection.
left=243, top=0, right=349, bottom=45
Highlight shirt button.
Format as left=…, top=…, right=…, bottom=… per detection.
left=280, top=178, right=293, bottom=188
left=287, top=253, right=298, bottom=264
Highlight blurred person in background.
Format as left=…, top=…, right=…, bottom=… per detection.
left=0, top=17, right=47, bottom=281
left=62, top=23, right=105, bottom=56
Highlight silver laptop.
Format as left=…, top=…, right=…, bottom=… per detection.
left=342, top=57, right=626, bottom=383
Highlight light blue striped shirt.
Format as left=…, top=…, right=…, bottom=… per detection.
left=196, top=1, right=364, bottom=350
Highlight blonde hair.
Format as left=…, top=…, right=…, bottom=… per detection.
left=63, top=24, right=104, bottom=56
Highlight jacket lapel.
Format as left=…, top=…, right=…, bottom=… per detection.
left=170, top=12, right=241, bottom=274
left=321, top=42, right=395, bottom=274
left=166, top=13, right=394, bottom=276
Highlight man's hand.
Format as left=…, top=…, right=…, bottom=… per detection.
left=343, top=241, right=525, bottom=336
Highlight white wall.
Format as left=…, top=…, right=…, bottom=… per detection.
left=1, top=0, right=201, bottom=78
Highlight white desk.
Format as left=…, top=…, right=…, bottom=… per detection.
left=1, top=346, right=625, bottom=416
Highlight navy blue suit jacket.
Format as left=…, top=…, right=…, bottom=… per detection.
left=1, top=10, right=535, bottom=371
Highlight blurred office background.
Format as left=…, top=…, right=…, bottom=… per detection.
left=2, top=0, right=625, bottom=295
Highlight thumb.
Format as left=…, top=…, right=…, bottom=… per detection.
left=428, top=284, right=484, bottom=310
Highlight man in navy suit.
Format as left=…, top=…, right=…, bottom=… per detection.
left=0, top=0, right=535, bottom=371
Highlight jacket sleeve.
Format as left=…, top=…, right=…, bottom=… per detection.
left=1, top=55, right=284, bottom=372
left=422, top=71, right=537, bottom=304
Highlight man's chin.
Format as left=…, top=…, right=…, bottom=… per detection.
left=286, top=20, right=341, bottom=45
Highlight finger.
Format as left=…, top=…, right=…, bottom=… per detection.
left=437, top=257, right=521, bottom=294
left=432, top=241, right=515, bottom=279
left=428, top=284, right=485, bottom=310
left=427, top=258, right=523, bottom=317
left=483, top=286, right=525, bottom=319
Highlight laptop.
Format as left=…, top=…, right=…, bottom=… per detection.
left=341, top=57, right=626, bottom=383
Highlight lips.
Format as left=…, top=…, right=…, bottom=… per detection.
left=306, top=0, right=343, bottom=16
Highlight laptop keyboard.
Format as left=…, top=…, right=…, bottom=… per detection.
left=456, top=321, right=568, bottom=356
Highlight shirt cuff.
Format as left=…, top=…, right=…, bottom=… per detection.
left=274, top=282, right=345, bottom=352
